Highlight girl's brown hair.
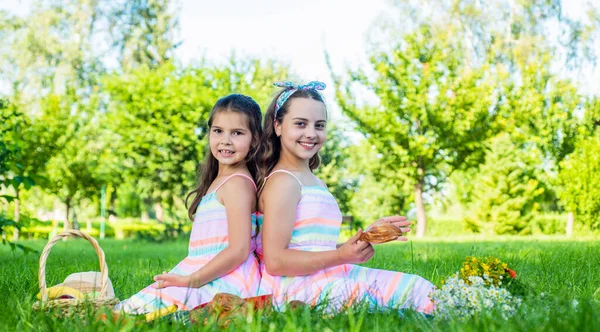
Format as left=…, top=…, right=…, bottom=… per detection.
left=186, top=94, right=262, bottom=220
left=258, top=88, right=326, bottom=193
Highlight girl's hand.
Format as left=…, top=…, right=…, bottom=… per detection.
left=152, top=271, right=191, bottom=288
left=367, top=215, right=411, bottom=241
left=337, top=229, right=375, bottom=264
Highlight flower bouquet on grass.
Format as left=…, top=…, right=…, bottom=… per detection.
left=429, top=256, right=527, bottom=320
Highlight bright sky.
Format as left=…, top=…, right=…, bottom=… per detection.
left=175, top=0, right=386, bottom=105
left=1, top=0, right=598, bottom=105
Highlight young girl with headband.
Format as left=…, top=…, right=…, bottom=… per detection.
left=255, top=81, right=435, bottom=314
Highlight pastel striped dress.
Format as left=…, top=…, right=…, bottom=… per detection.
left=256, top=170, right=435, bottom=314
left=115, top=174, right=262, bottom=314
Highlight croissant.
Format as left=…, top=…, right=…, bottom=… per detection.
left=359, top=224, right=404, bottom=244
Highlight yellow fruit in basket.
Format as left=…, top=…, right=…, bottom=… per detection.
left=36, top=285, right=86, bottom=300
left=359, top=224, right=404, bottom=244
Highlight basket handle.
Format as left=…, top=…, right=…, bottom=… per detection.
left=38, top=230, right=109, bottom=302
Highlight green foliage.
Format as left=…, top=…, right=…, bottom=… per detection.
left=114, top=184, right=143, bottom=218
left=558, top=131, right=600, bottom=230
left=345, top=140, right=411, bottom=227
left=314, top=123, right=357, bottom=215
left=106, top=0, right=180, bottom=72
left=531, top=213, right=568, bottom=235
left=332, top=25, right=497, bottom=235
left=0, top=0, right=106, bottom=101
left=583, top=97, right=600, bottom=136
left=459, top=134, right=548, bottom=235
left=0, top=98, right=16, bottom=240
left=103, top=59, right=290, bottom=207
left=0, top=98, right=16, bottom=177
left=391, top=0, right=600, bottom=70
left=0, top=98, right=41, bottom=251
left=336, top=25, right=495, bottom=186
left=39, top=93, right=105, bottom=222
left=16, top=218, right=192, bottom=241
left=0, top=213, right=40, bottom=254
left=493, top=58, right=583, bottom=165
left=0, top=96, right=53, bottom=192
left=2, top=0, right=600, bottom=237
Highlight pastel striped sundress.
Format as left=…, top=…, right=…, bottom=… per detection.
left=256, top=170, right=435, bottom=314
left=115, top=174, right=262, bottom=314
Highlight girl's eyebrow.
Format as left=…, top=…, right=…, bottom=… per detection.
left=211, top=125, right=247, bottom=131
left=293, top=117, right=327, bottom=122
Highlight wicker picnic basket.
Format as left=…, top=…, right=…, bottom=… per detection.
left=32, top=230, right=120, bottom=314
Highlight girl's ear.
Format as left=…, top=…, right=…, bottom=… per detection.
left=274, top=120, right=282, bottom=137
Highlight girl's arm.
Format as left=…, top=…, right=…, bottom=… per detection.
left=261, top=173, right=374, bottom=277
left=153, top=177, right=255, bottom=288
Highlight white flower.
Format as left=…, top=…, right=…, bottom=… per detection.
left=429, top=274, right=522, bottom=320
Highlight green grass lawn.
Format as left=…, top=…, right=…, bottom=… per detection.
left=1, top=236, right=599, bottom=331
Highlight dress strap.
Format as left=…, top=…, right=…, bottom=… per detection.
left=214, top=174, right=257, bottom=193
left=317, top=178, right=327, bottom=188
left=265, top=169, right=303, bottom=186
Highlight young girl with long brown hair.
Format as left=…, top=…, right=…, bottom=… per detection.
left=115, top=94, right=263, bottom=314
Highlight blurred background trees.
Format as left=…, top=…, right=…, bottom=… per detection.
left=1, top=0, right=599, bottom=242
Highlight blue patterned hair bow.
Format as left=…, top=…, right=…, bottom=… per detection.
left=273, top=81, right=326, bottom=117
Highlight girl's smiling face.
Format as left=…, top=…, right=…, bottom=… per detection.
left=275, top=97, right=327, bottom=161
left=209, top=111, right=252, bottom=167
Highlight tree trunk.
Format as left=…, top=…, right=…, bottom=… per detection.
left=414, top=181, right=427, bottom=238
left=141, top=210, right=149, bottom=223
left=566, top=211, right=574, bottom=237
left=64, top=199, right=71, bottom=232
left=12, top=189, right=20, bottom=241
left=155, top=202, right=164, bottom=223
left=141, top=197, right=151, bottom=223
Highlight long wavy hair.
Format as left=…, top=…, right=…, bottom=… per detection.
left=257, top=88, right=326, bottom=194
left=186, top=94, right=262, bottom=220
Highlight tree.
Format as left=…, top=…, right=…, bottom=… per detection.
left=331, top=25, right=497, bottom=237
left=460, top=134, right=548, bottom=234
left=106, top=0, right=181, bottom=72
left=558, top=131, right=600, bottom=231
left=353, top=0, right=600, bottom=237
left=40, top=92, right=104, bottom=229
left=0, top=0, right=106, bottom=103
left=0, top=97, right=50, bottom=240
left=0, top=0, right=183, bottom=227
left=102, top=63, right=213, bottom=218
left=0, top=98, right=38, bottom=251
left=103, top=59, right=290, bottom=220
left=384, top=0, right=600, bottom=71
left=345, top=140, right=412, bottom=228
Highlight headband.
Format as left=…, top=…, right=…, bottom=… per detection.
left=273, top=81, right=326, bottom=118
